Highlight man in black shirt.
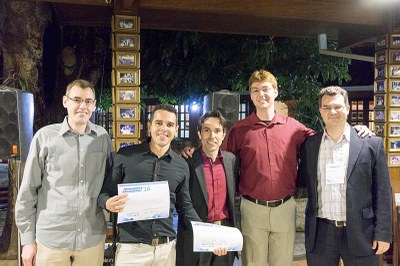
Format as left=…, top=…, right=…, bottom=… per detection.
left=98, top=104, right=201, bottom=266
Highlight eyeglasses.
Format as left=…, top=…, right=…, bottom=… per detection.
left=65, top=95, right=95, bottom=106
left=251, top=88, right=274, bottom=94
left=321, top=105, right=346, bottom=112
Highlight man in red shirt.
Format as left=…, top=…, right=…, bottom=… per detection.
left=177, top=110, right=239, bottom=266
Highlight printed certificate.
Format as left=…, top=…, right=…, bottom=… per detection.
left=117, top=181, right=170, bottom=224
left=191, top=221, right=243, bottom=252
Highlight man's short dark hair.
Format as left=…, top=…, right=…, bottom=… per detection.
left=149, top=104, right=178, bottom=123
left=197, top=110, right=227, bottom=133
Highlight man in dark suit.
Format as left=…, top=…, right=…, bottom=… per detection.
left=176, top=110, right=239, bottom=266
left=297, top=86, right=392, bottom=265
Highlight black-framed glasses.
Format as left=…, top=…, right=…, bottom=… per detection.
left=65, top=95, right=95, bottom=106
left=321, top=105, right=346, bottom=112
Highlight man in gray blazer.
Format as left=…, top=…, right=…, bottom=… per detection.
left=297, top=86, right=392, bottom=265
left=176, top=110, right=239, bottom=266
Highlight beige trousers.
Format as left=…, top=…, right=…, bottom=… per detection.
left=115, top=240, right=176, bottom=266
left=36, top=239, right=105, bottom=266
left=240, top=196, right=296, bottom=266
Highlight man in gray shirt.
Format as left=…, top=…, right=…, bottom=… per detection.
left=15, top=79, right=114, bottom=266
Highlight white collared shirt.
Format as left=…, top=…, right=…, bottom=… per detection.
left=317, top=123, right=350, bottom=221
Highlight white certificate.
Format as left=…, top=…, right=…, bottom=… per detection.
left=191, top=221, right=243, bottom=252
left=117, top=181, right=170, bottom=224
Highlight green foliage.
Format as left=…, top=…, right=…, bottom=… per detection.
left=141, top=30, right=352, bottom=131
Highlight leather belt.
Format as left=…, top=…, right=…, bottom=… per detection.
left=243, top=194, right=292, bottom=207
left=145, top=236, right=175, bottom=246
left=212, top=219, right=229, bottom=225
left=318, top=218, right=346, bottom=228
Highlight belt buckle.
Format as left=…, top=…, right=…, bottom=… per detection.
left=214, top=220, right=222, bottom=225
left=335, top=221, right=346, bottom=227
left=151, top=238, right=159, bottom=246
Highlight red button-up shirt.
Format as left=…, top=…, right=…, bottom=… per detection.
left=200, top=149, right=229, bottom=222
left=222, top=111, right=314, bottom=200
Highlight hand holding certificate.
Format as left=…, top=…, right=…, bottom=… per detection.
left=117, top=181, right=170, bottom=224
left=191, top=221, right=243, bottom=252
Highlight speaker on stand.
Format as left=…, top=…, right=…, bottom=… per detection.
left=0, top=86, right=33, bottom=265
left=203, top=90, right=240, bottom=133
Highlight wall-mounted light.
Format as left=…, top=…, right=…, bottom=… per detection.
left=191, top=101, right=199, bottom=112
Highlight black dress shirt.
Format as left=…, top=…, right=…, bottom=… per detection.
left=98, top=140, right=200, bottom=243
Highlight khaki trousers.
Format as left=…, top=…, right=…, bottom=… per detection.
left=115, top=240, right=176, bottom=266
left=240, top=196, right=296, bottom=266
left=36, top=239, right=105, bottom=266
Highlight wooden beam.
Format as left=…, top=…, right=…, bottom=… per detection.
left=139, top=0, right=385, bottom=26
left=36, top=0, right=112, bottom=6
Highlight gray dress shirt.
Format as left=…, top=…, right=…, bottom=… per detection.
left=15, top=117, right=114, bottom=250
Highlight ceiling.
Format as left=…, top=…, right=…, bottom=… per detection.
left=36, top=0, right=400, bottom=49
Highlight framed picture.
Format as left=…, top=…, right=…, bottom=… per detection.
left=391, top=34, right=400, bottom=48
left=389, top=80, right=400, bottom=92
left=375, top=109, right=386, bottom=122
left=115, top=51, right=140, bottom=68
left=114, top=15, right=139, bottom=32
left=375, top=95, right=385, bottom=108
left=376, top=35, right=388, bottom=50
left=390, top=50, right=400, bottom=64
left=388, top=153, right=400, bottom=167
left=374, top=122, right=386, bottom=137
left=389, top=109, right=400, bottom=122
left=389, top=123, right=400, bottom=137
left=115, top=87, right=140, bottom=103
left=116, top=121, right=140, bottom=138
left=115, top=33, right=140, bottom=50
left=389, top=65, right=400, bottom=78
left=115, top=69, right=140, bottom=86
left=389, top=138, right=400, bottom=152
left=116, top=104, right=140, bottom=121
left=389, top=94, right=400, bottom=107
left=115, top=138, right=140, bottom=150
left=375, top=80, right=387, bottom=93
left=375, top=50, right=387, bottom=64
left=375, top=65, right=387, bottom=79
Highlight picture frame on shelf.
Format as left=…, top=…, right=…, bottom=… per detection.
left=116, top=121, right=140, bottom=138
left=375, top=50, right=387, bottom=64
left=114, top=15, right=139, bottom=32
left=390, top=50, right=400, bottom=64
left=389, top=94, right=400, bottom=107
left=388, top=138, right=400, bottom=152
left=116, top=69, right=140, bottom=86
left=389, top=65, right=400, bottom=78
left=391, top=34, right=400, bottom=48
left=375, top=109, right=386, bottom=122
left=375, top=95, right=385, bottom=108
left=388, top=153, right=400, bottom=167
left=374, top=122, right=386, bottom=137
left=115, top=138, right=140, bottom=150
left=116, top=104, right=140, bottom=121
left=115, top=33, right=140, bottom=50
left=389, top=123, right=400, bottom=137
left=376, top=35, right=388, bottom=50
left=115, top=87, right=140, bottom=103
left=390, top=80, right=400, bottom=92
left=115, top=51, right=140, bottom=68
left=375, top=80, right=387, bottom=93
left=389, top=108, right=400, bottom=122
left=375, top=65, right=386, bottom=79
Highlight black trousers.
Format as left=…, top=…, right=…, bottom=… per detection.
left=306, top=219, right=379, bottom=266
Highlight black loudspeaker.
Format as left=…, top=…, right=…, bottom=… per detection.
left=0, top=86, right=34, bottom=161
left=203, top=90, right=240, bottom=131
